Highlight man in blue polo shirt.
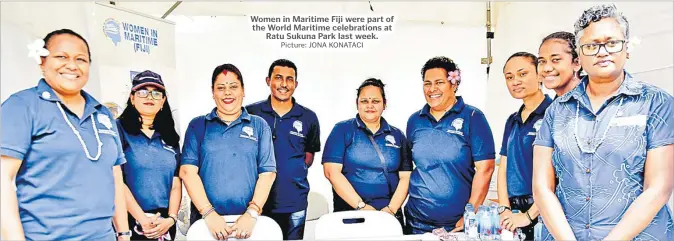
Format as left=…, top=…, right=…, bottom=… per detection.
left=533, top=4, right=674, bottom=241
left=246, top=59, right=320, bottom=240
left=404, top=56, right=496, bottom=234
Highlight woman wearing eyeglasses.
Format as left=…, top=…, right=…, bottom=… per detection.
left=117, top=70, right=182, bottom=240
left=533, top=4, right=674, bottom=241
left=0, top=29, right=129, bottom=240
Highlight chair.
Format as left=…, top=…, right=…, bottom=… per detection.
left=314, top=210, right=403, bottom=240
left=304, top=191, right=330, bottom=239
left=186, top=215, right=283, bottom=240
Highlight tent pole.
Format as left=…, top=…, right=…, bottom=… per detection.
left=162, top=1, right=182, bottom=19
left=483, top=1, right=494, bottom=76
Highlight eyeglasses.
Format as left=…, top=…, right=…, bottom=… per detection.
left=135, top=89, right=164, bottom=100
left=579, top=40, right=626, bottom=56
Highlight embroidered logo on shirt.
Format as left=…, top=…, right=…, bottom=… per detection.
left=97, top=114, right=118, bottom=136
left=290, top=120, right=305, bottom=138
left=98, top=114, right=113, bottom=130
left=161, top=139, right=176, bottom=154
left=529, top=119, right=543, bottom=136
left=240, top=126, right=258, bottom=141
left=385, top=135, right=400, bottom=148
left=447, top=118, right=465, bottom=136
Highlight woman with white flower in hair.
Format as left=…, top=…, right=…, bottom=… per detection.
left=533, top=4, right=674, bottom=241
left=404, top=56, right=496, bottom=234
left=0, top=29, right=130, bottom=240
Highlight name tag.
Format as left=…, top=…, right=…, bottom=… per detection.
left=611, top=115, right=647, bottom=127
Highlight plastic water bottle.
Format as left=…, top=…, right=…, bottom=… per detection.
left=511, top=210, right=525, bottom=241
left=478, top=206, right=492, bottom=240
left=465, top=204, right=478, bottom=241
left=489, top=203, right=501, bottom=240
left=534, top=216, right=543, bottom=241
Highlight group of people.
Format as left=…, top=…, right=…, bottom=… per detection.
left=1, top=3, right=672, bottom=241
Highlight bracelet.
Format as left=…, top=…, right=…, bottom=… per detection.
left=386, top=205, right=396, bottom=213
left=201, top=207, right=216, bottom=219
left=199, top=204, right=213, bottom=213
left=168, top=215, right=178, bottom=225
left=248, top=201, right=262, bottom=214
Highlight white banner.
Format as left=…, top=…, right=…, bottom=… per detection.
left=88, top=2, right=179, bottom=129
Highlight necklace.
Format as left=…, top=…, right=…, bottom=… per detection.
left=56, top=102, right=102, bottom=161
left=574, top=97, right=624, bottom=154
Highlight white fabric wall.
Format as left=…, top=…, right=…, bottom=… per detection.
left=170, top=15, right=488, bottom=211
left=0, top=2, right=101, bottom=101
left=486, top=2, right=674, bottom=213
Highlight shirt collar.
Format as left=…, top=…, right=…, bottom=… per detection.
left=558, top=70, right=642, bottom=103
left=514, top=95, right=553, bottom=123
left=36, top=78, right=103, bottom=115
left=419, top=96, right=466, bottom=118
left=260, top=95, right=303, bottom=117
left=355, top=114, right=392, bottom=135
left=205, top=107, right=252, bottom=123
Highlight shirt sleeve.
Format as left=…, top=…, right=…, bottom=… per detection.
left=646, top=92, right=674, bottom=150
left=305, top=114, right=321, bottom=153
left=469, top=110, right=496, bottom=162
left=173, top=144, right=181, bottom=177
left=500, top=117, right=512, bottom=157
left=108, top=114, right=126, bottom=166
left=399, top=131, right=413, bottom=171
left=0, top=95, right=33, bottom=160
left=181, top=117, right=202, bottom=167
left=257, top=120, right=277, bottom=173
left=533, top=104, right=556, bottom=148
left=322, top=123, right=347, bottom=164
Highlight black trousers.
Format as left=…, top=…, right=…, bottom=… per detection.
left=509, top=195, right=538, bottom=241
left=128, top=207, right=177, bottom=241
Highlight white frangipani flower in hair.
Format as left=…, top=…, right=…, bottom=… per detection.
left=627, top=36, right=641, bottom=53
left=27, top=39, right=49, bottom=65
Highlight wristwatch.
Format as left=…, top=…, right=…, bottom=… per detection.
left=246, top=208, right=259, bottom=219
left=497, top=206, right=512, bottom=214
left=355, top=201, right=366, bottom=210
left=116, top=231, right=132, bottom=237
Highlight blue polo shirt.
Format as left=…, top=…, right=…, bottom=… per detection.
left=322, top=115, right=412, bottom=211
left=534, top=72, right=674, bottom=241
left=181, top=107, right=276, bottom=215
left=500, top=95, right=552, bottom=197
left=1, top=79, right=125, bottom=241
left=404, top=96, right=495, bottom=229
left=246, top=97, right=320, bottom=213
left=117, top=120, right=180, bottom=211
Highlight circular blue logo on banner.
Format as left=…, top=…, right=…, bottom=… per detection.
left=103, top=18, right=121, bottom=46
